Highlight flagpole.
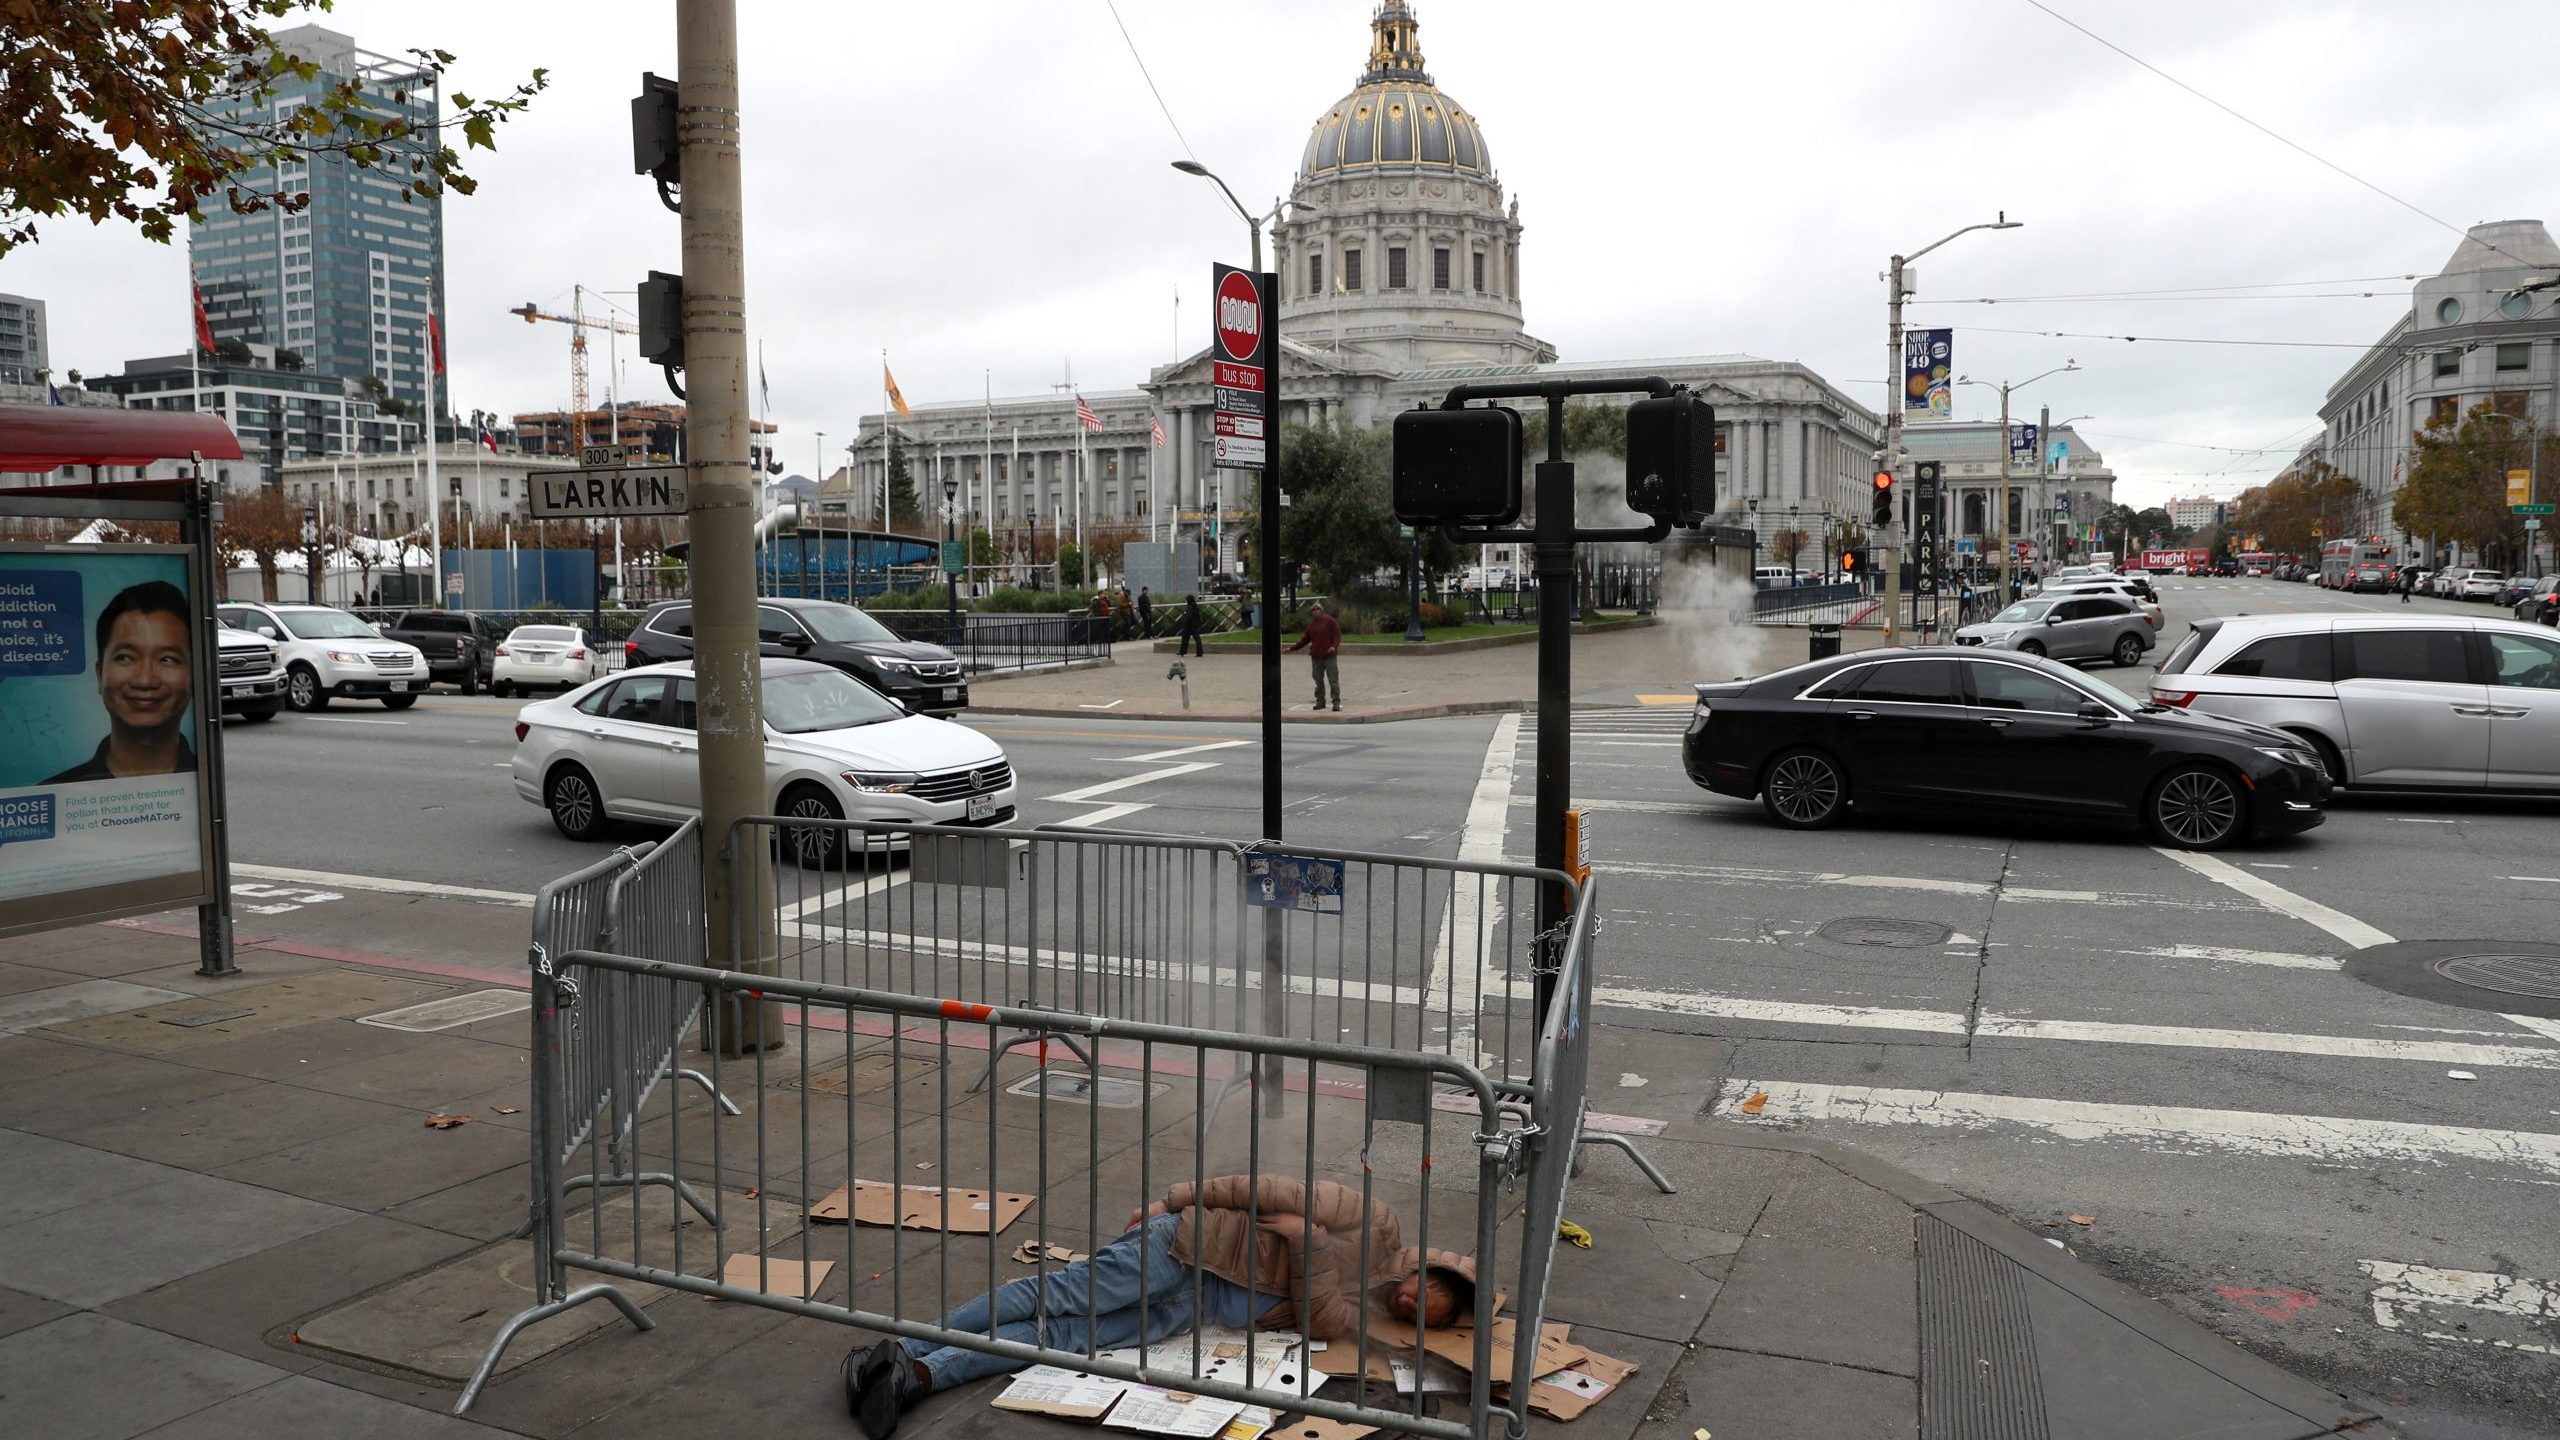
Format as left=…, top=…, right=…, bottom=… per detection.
left=879, top=349, right=890, bottom=532
left=982, top=369, right=993, bottom=577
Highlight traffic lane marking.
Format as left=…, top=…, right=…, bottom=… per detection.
left=1042, top=761, right=1218, bottom=804
left=2360, top=1261, right=2560, bottom=1356
left=1598, top=858, right=2255, bottom=910
left=230, top=863, right=536, bottom=907
left=1117, top=740, right=1252, bottom=762
left=1714, top=1079, right=2560, bottom=1181
left=1601, top=988, right=2560, bottom=1068
left=2152, top=847, right=2395, bottom=949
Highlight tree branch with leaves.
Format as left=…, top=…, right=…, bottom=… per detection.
left=0, top=0, right=546, bottom=258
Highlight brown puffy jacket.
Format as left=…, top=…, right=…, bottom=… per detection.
left=1163, top=1174, right=1477, bottom=1338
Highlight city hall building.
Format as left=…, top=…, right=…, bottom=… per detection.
left=842, top=3, right=1885, bottom=569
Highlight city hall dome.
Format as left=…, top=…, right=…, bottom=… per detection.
left=1298, top=2, right=1490, bottom=179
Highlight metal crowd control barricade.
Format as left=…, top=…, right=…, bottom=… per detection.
left=459, top=820, right=736, bottom=1413
left=467, top=822, right=1642, bottom=1437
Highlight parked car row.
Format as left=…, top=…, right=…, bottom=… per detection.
left=214, top=601, right=616, bottom=713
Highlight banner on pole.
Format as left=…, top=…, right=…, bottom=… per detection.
left=1903, top=328, right=1953, bottom=420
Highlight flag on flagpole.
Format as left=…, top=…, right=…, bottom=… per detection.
left=1074, top=393, right=1102, bottom=433
left=1149, top=414, right=1167, bottom=448
left=884, top=366, right=912, bottom=418
left=47, top=383, right=64, bottom=406
left=427, top=314, right=447, bottom=374
left=758, top=348, right=772, bottom=417
left=192, top=283, right=214, bottom=351
left=477, top=424, right=499, bottom=454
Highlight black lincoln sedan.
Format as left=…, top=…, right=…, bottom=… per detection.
left=1682, top=648, right=2331, bottom=850
left=627, top=599, right=969, bottom=715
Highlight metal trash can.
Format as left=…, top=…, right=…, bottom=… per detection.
left=1808, top=622, right=1842, bottom=661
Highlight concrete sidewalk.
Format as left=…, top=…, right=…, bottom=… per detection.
left=0, top=892, right=2388, bottom=1440
left=970, top=620, right=1894, bottom=724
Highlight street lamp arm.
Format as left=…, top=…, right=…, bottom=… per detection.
left=1171, top=159, right=1252, bottom=229
left=1903, top=213, right=2024, bottom=268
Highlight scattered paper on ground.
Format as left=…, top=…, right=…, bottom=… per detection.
left=1013, top=1240, right=1088, bottom=1265
left=1273, top=1420, right=1375, bottom=1440
left=993, top=1364, right=1128, bottom=1420
left=715, top=1254, right=833, bottom=1300
left=424, top=1114, right=470, bottom=1129
left=1103, top=1384, right=1247, bottom=1437
left=808, top=1180, right=1035, bottom=1234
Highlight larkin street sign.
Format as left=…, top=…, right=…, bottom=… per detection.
left=529, top=465, right=690, bottom=519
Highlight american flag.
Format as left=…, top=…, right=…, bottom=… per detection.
left=1075, top=393, right=1102, bottom=432
left=1149, top=414, right=1167, bottom=448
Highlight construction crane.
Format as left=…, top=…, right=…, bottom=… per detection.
left=507, top=284, right=637, bottom=453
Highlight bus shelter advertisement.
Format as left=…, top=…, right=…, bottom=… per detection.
left=0, top=545, right=211, bottom=934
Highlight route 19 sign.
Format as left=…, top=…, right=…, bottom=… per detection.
left=1210, top=263, right=1272, bottom=472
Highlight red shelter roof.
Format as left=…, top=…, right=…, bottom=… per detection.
left=0, top=405, right=245, bottom=473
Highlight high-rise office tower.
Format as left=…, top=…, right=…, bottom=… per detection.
left=188, top=24, right=445, bottom=415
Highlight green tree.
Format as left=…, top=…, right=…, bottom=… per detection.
left=966, top=526, right=998, bottom=568
left=886, top=435, right=922, bottom=532
left=1056, top=541, right=1086, bottom=589
left=1277, top=420, right=1399, bottom=594
left=0, top=0, right=546, bottom=259
left=2234, top=458, right=2363, bottom=555
left=2395, top=404, right=2553, bottom=569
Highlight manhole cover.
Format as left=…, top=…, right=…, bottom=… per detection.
left=2344, top=940, right=2560, bottom=1020
left=2432, top=954, right=2560, bottom=1000
left=1815, top=917, right=1951, bottom=949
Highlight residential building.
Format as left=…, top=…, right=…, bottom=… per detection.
left=0, top=293, right=47, bottom=387
left=2167, top=495, right=2223, bottom=532
left=188, top=24, right=445, bottom=414
left=86, top=347, right=407, bottom=491
left=2317, top=219, right=2560, bottom=561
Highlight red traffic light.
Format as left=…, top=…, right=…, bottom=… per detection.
left=1873, top=470, right=1893, bottom=491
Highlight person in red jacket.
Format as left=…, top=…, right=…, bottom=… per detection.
left=1285, top=599, right=1343, bottom=710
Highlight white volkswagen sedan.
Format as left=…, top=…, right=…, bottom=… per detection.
left=491, top=624, right=604, bottom=696
left=511, top=658, right=1015, bottom=863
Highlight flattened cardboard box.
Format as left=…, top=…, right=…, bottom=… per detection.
left=1310, top=1316, right=1576, bottom=1384
left=715, top=1253, right=835, bottom=1300
left=1503, top=1350, right=1640, bottom=1422
left=808, top=1180, right=1035, bottom=1234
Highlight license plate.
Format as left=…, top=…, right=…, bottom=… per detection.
left=942, top=687, right=960, bottom=702
left=389, top=681, right=409, bottom=692
left=965, top=793, right=997, bottom=822
left=226, top=683, right=252, bottom=695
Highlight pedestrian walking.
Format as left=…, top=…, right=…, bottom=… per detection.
left=1136, top=585, right=1155, bottom=637
left=842, top=1174, right=1475, bottom=1439
left=1286, top=598, right=1343, bottom=710
left=1177, top=593, right=1205, bottom=657
left=2398, top=563, right=2416, bottom=604
left=1088, top=590, right=1110, bottom=646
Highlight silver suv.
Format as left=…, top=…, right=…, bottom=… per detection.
left=1954, top=593, right=2156, bottom=667
left=2150, top=613, right=2560, bottom=791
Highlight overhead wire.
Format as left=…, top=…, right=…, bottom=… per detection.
left=2024, top=0, right=2542, bottom=271
left=1104, top=0, right=1198, bottom=164
left=1913, top=274, right=2423, bottom=303
left=1958, top=325, right=2372, bottom=350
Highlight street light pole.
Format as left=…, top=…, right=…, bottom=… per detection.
left=1884, top=213, right=2021, bottom=642
left=942, top=472, right=961, bottom=647
left=1958, top=362, right=2077, bottom=600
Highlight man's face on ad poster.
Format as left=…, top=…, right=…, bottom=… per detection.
left=100, top=608, right=191, bottom=737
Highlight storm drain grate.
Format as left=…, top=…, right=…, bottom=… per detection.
left=1817, top=916, right=1953, bottom=949
left=2432, top=954, right=2560, bottom=1000
left=1003, top=1071, right=1165, bottom=1109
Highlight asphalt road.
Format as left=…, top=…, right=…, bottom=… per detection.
left=210, top=575, right=2560, bottom=1436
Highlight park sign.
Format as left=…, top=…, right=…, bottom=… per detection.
left=1210, top=262, right=1270, bottom=471
left=530, top=463, right=690, bottom=519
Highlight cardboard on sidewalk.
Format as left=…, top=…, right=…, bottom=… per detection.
left=808, top=1180, right=1035, bottom=1234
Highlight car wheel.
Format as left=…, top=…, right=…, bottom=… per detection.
left=2017, top=639, right=2046, bottom=657
left=2111, top=633, right=2144, bottom=667
left=492, top=679, right=513, bottom=698
left=237, top=704, right=280, bottom=723
left=777, top=783, right=846, bottom=869
left=461, top=667, right=480, bottom=696
left=546, top=764, right=608, bottom=841
left=285, top=663, right=328, bottom=712
left=1761, top=748, right=1847, bottom=830
left=382, top=694, right=418, bottom=710
left=2147, top=764, right=2246, bottom=850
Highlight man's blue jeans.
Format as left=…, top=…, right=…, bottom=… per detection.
left=900, top=1214, right=1275, bottom=1391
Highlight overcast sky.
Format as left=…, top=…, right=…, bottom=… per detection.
left=8, top=0, right=2558, bottom=508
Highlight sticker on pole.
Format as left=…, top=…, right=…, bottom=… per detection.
left=1246, top=854, right=1344, bottom=914
left=1216, top=269, right=1263, bottom=363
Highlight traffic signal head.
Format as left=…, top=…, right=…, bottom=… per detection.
left=1871, top=470, right=1896, bottom=527
left=1392, top=405, right=1522, bottom=527
left=1624, top=389, right=1716, bottom=525
left=1841, top=550, right=1859, bottom=573
left=636, top=270, right=686, bottom=370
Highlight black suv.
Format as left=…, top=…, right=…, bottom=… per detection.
left=628, top=599, right=969, bottom=714
left=380, top=610, right=502, bottom=692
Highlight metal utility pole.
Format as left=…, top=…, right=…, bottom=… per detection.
left=677, top=0, right=776, bottom=1049
left=1998, top=385, right=2014, bottom=600
left=1884, top=215, right=2021, bottom=641
left=2037, top=402, right=2050, bottom=571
